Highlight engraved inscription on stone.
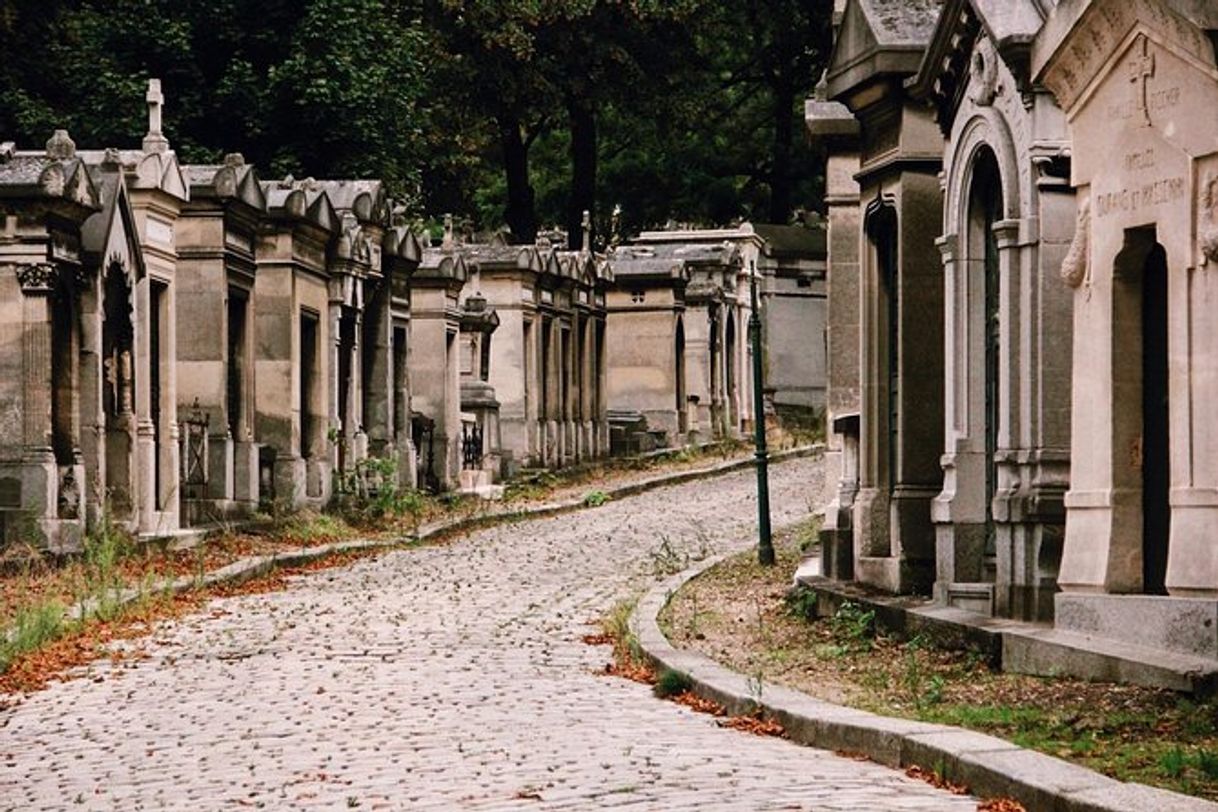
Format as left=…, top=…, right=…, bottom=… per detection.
left=1095, top=176, right=1187, bottom=218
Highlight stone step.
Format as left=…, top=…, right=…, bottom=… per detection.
left=1003, top=625, right=1218, bottom=694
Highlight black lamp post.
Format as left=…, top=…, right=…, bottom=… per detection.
left=749, top=262, right=774, bottom=566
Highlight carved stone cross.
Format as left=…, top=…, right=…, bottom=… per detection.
left=1128, top=35, right=1156, bottom=127
left=143, top=78, right=169, bottom=153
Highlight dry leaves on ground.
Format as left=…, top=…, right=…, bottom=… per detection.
left=904, top=765, right=970, bottom=796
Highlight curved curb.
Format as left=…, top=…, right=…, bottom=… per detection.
left=631, top=555, right=1218, bottom=812
left=46, top=445, right=823, bottom=639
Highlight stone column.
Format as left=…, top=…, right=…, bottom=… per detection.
left=160, top=278, right=180, bottom=532
left=18, top=265, right=57, bottom=522
left=134, top=276, right=157, bottom=533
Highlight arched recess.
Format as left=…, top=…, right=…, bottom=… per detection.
left=725, top=311, right=737, bottom=433
left=864, top=198, right=899, bottom=494
left=964, top=145, right=1004, bottom=554
left=1111, top=228, right=1170, bottom=595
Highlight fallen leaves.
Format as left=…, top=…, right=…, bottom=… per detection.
left=719, top=714, right=785, bottom=738
left=977, top=799, right=1027, bottom=812
left=580, top=632, right=612, bottom=646
left=904, top=764, right=970, bottom=796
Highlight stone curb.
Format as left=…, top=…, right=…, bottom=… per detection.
left=630, top=554, right=1218, bottom=812
left=28, top=445, right=822, bottom=641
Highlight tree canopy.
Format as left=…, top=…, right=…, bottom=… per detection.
left=0, top=0, right=833, bottom=239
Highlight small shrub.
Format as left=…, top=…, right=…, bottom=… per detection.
left=784, top=584, right=819, bottom=622
left=582, top=490, right=609, bottom=508
left=830, top=601, right=876, bottom=651
left=653, top=668, right=693, bottom=698
left=0, top=600, right=66, bottom=672
left=1197, top=749, right=1218, bottom=780
left=1160, top=747, right=1187, bottom=778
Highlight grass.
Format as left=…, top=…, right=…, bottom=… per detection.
left=661, top=523, right=1218, bottom=801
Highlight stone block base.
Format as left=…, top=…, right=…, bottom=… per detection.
left=1056, top=593, right=1218, bottom=659
left=818, top=527, right=854, bottom=581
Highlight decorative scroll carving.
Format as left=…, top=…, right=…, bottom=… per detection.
left=15, top=263, right=57, bottom=294
left=969, top=38, right=999, bottom=107
left=1061, top=197, right=1091, bottom=288
left=1202, top=173, right=1218, bottom=266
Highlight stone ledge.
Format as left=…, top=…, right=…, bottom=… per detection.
left=633, top=556, right=1218, bottom=812
left=797, top=574, right=1218, bottom=695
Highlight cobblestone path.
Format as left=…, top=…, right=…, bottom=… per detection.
left=2, top=457, right=976, bottom=811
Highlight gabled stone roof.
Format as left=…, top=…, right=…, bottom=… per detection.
left=383, top=226, right=422, bottom=267
left=309, top=179, right=390, bottom=226
left=260, top=178, right=338, bottom=233
left=76, top=148, right=189, bottom=202
left=826, top=0, right=944, bottom=100
left=458, top=242, right=544, bottom=274
left=80, top=165, right=144, bottom=279
left=184, top=154, right=266, bottom=211
left=416, top=247, right=469, bottom=283
left=0, top=132, right=101, bottom=213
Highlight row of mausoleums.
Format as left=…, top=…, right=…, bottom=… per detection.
left=0, top=82, right=826, bottom=549
left=813, top=0, right=1218, bottom=675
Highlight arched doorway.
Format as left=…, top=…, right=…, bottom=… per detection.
left=967, top=147, right=1003, bottom=559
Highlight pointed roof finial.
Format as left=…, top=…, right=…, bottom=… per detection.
left=442, top=213, right=455, bottom=250
left=143, top=78, right=169, bottom=153
left=46, top=129, right=76, bottom=160
left=581, top=210, right=591, bottom=254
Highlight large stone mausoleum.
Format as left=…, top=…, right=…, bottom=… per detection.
left=813, top=0, right=1218, bottom=689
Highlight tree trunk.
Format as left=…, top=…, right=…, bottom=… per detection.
left=498, top=110, right=537, bottom=244
left=566, top=95, right=597, bottom=251
left=767, top=75, right=796, bottom=225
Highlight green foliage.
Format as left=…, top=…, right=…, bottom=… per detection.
left=1, top=1, right=834, bottom=236
left=582, top=490, right=609, bottom=508
left=901, top=635, right=945, bottom=709
left=335, top=457, right=426, bottom=528
left=653, top=667, right=693, bottom=698
left=0, top=600, right=66, bottom=672
left=829, top=601, right=876, bottom=652
left=783, top=584, right=818, bottom=622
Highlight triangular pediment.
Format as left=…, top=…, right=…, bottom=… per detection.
left=827, top=0, right=943, bottom=100
left=826, top=0, right=881, bottom=83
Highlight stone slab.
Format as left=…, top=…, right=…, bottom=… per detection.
left=1057, top=592, right=1218, bottom=659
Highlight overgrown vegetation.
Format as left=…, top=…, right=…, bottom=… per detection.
left=662, top=524, right=1218, bottom=801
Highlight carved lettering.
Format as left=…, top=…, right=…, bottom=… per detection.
left=1094, top=176, right=1186, bottom=218
left=1124, top=148, right=1155, bottom=171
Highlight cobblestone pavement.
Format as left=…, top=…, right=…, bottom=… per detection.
left=2, top=458, right=976, bottom=811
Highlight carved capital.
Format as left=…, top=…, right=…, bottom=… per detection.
left=14, top=263, right=58, bottom=294
left=1061, top=197, right=1090, bottom=289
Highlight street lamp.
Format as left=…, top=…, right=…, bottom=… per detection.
left=749, top=261, right=774, bottom=566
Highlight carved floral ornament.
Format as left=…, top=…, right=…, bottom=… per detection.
left=1060, top=197, right=1091, bottom=289
left=13, top=262, right=58, bottom=294
left=1200, top=172, right=1218, bottom=266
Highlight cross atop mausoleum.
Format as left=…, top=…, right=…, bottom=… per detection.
left=143, top=78, right=169, bottom=153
